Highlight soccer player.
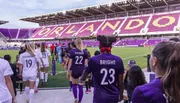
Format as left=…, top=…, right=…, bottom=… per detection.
left=40, top=42, right=51, bottom=86
left=132, top=41, right=180, bottom=103
left=4, top=55, right=18, bottom=96
left=0, top=57, right=16, bottom=103
left=66, top=42, right=75, bottom=91
left=67, top=38, right=88, bottom=103
left=34, top=43, right=43, bottom=93
left=18, top=42, right=39, bottom=103
left=84, top=48, right=92, bottom=94
left=80, top=35, right=124, bottom=103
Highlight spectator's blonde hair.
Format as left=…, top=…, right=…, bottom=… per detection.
left=25, top=42, right=35, bottom=57
left=74, top=38, right=83, bottom=51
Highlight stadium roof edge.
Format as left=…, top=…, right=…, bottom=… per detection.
left=20, top=2, right=114, bottom=19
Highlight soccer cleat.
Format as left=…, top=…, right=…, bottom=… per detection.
left=74, top=100, right=78, bottom=103
left=34, top=87, right=38, bottom=93
left=26, top=100, right=29, bottom=103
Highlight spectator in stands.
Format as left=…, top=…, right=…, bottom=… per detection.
left=4, top=55, right=18, bottom=96
left=132, top=41, right=180, bottom=103
left=169, top=37, right=180, bottom=42
left=125, top=65, right=146, bottom=102
left=0, top=57, right=16, bottom=103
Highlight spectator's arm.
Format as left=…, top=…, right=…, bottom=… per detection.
left=5, top=75, right=16, bottom=100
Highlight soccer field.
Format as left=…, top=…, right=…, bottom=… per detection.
left=0, top=47, right=151, bottom=87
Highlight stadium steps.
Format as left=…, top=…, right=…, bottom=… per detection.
left=143, top=39, right=149, bottom=45
left=113, top=40, right=121, bottom=46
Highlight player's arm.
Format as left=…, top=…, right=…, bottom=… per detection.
left=48, top=50, right=51, bottom=65
left=118, top=74, right=124, bottom=102
left=118, top=59, right=125, bottom=102
left=80, top=59, right=93, bottom=83
left=4, top=62, right=16, bottom=103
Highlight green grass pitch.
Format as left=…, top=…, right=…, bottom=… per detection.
left=0, top=47, right=151, bottom=88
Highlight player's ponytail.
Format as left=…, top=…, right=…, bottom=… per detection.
left=25, top=42, right=35, bottom=57
left=75, top=38, right=83, bottom=51
left=152, top=42, right=180, bottom=103
left=41, top=42, right=46, bottom=52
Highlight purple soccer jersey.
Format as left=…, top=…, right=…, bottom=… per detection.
left=85, top=53, right=124, bottom=103
left=132, top=78, right=166, bottom=103
left=69, top=48, right=88, bottom=70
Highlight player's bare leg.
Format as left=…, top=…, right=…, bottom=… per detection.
left=40, top=68, right=45, bottom=86
left=72, top=77, right=78, bottom=103
left=44, top=67, right=49, bottom=86
left=29, top=81, right=35, bottom=103
left=35, top=71, right=40, bottom=93
left=85, top=79, right=89, bottom=94
left=24, top=81, right=30, bottom=103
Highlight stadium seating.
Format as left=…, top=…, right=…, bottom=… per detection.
left=27, top=11, right=180, bottom=39
left=0, top=11, right=179, bottom=39
left=0, top=28, right=30, bottom=39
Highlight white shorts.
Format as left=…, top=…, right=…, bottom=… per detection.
left=40, top=64, right=49, bottom=68
left=23, top=76, right=37, bottom=81
left=1, top=98, right=12, bottom=103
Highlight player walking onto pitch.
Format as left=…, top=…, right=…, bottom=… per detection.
left=80, top=35, right=124, bottom=103
left=40, top=42, right=51, bottom=86
left=18, top=42, right=39, bottom=103
left=67, top=38, right=88, bottom=103
left=34, top=44, right=43, bottom=93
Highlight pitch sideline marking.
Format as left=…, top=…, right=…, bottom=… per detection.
left=122, top=53, right=148, bottom=60
left=54, top=53, right=148, bottom=74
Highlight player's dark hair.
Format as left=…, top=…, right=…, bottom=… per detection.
left=4, top=54, right=11, bottom=62
left=152, top=41, right=180, bottom=103
left=169, top=38, right=180, bottom=42
left=71, top=41, right=76, bottom=48
left=41, top=42, right=46, bottom=52
left=94, top=50, right=100, bottom=56
left=128, top=65, right=146, bottom=92
left=97, top=35, right=116, bottom=47
left=36, top=43, right=40, bottom=48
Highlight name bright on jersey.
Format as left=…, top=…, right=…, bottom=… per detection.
left=100, top=60, right=116, bottom=65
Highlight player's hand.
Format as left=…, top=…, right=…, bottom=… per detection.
left=67, top=70, right=71, bottom=78
left=12, top=97, right=17, bottom=103
left=119, top=94, right=123, bottom=102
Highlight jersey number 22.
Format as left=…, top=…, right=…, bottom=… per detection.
left=75, top=56, right=83, bottom=64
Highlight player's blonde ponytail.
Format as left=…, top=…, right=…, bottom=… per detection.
left=25, top=42, right=35, bottom=57
left=75, top=38, right=83, bottom=51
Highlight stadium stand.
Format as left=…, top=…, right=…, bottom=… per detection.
left=0, top=0, right=179, bottom=46
left=22, top=11, right=180, bottom=39
left=0, top=20, right=8, bottom=25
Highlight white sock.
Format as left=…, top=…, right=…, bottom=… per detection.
left=35, top=78, right=39, bottom=87
left=29, top=89, right=34, bottom=103
left=25, top=87, right=30, bottom=100
left=45, top=73, right=48, bottom=82
left=40, top=72, right=44, bottom=80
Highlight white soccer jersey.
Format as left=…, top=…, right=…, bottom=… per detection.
left=0, top=58, right=13, bottom=102
left=41, top=49, right=51, bottom=66
left=18, top=52, right=39, bottom=77
left=35, top=48, right=43, bottom=63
